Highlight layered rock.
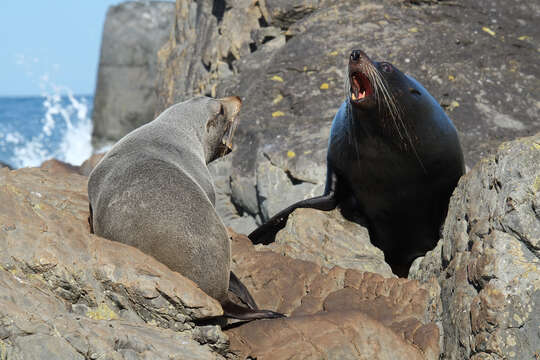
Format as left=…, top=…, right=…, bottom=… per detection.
left=410, top=132, right=540, bottom=359
left=228, top=231, right=441, bottom=359
left=91, top=1, right=175, bottom=149
left=0, top=167, right=227, bottom=359
left=0, top=164, right=442, bottom=359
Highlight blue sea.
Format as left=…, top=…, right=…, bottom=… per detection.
left=0, top=92, right=93, bottom=169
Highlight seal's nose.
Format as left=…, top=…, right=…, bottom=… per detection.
left=350, top=50, right=362, bottom=62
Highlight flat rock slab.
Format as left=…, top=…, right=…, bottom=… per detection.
left=227, top=311, right=429, bottom=360
left=228, top=231, right=440, bottom=359
left=0, top=167, right=227, bottom=359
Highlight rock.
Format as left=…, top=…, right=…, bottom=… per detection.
left=91, top=1, right=175, bottom=149
left=209, top=156, right=258, bottom=236
left=0, top=167, right=229, bottom=359
left=410, top=133, right=540, bottom=359
left=38, top=153, right=106, bottom=177
left=255, top=156, right=324, bottom=222
left=269, top=208, right=394, bottom=277
left=228, top=231, right=440, bottom=358
left=38, top=159, right=80, bottom=175
left=155, top=0, right=266, bottom=111
left=0, top=161, right=13, bottom=170
left=78, top=153, right=106, bottom=176
left=227, top=311, right=428, bottom=360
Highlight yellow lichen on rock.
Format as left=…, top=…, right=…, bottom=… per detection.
left=533, top=175, right=540, bottom=192
left=482, top=26, right=496, bottom=36
left=273, top=94, right=284, bottom=104
left=320, top=83, right=329, bottom=90
left=287, top=151, right=296, bottom=158
left=272, top=111, right=285, bottom=117
left=86, top=303, right=119, bottom=321
left=271, top=75, right=284, bottom=82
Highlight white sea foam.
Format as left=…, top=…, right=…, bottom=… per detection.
left=9, top=77, right=93, bottom=168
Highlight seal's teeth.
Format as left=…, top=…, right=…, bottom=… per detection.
left=351, top=92, right=357, bottom=100
left=360, top=90, right=366, bottom=99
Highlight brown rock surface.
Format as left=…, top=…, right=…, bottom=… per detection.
left=38, top=153, right=106, bottom=177
left=228, top=231, right=440, bottom=359
left=227, top=312, right=427, bottom=360
left=0, top=167, right=228, bottom=359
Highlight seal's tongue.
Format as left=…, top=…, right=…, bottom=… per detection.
left=350, top=72, right=372, bottom=101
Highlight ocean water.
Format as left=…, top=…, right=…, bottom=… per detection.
left=0, top=92, right=93, bottom=169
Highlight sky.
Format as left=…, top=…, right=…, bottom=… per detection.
left=0, top=1, right=125, bottom=96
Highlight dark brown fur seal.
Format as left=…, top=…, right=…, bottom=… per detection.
left=88, top=96, right=283, bottom=320
left=249, top=50, right=465, bottom=276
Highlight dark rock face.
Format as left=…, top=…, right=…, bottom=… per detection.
left=155, top=0, right=539, bottom=233
left=410, top=132, right=540, bottom=359
left=91, top=1, right=175, bottom=149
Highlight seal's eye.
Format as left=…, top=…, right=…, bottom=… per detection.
left=410, top=88, right=421, bottom=96
left=380, top=62, right=393, bottom=73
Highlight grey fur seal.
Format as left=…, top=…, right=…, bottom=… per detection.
left=249, top=50, right=465, bottom=276
left=88, top=96, right=283, bottom=320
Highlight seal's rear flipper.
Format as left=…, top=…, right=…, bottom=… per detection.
left=249, top=171, right=339, bottom=245
left=89, top=204, right=94, bottom=234
left=221, top=300, right=285, bottom=321
left=228, top=271, right=258, bottom=310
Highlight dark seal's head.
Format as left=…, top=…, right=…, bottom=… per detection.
left=347, top=49, right=434, bottom=150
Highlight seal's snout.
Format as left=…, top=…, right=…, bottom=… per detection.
left=218, top=96, right=242, bottom=152
left=348, top=50, right=375, bottom=105
left=349, top=49, right=370, bottom=64
left=350, top=50, right=363, bottom=62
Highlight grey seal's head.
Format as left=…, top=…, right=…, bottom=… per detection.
left=169, top=96, right=242, bottom=163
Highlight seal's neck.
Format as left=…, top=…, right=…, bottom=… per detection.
left=348, top=101, right=415, bottom=152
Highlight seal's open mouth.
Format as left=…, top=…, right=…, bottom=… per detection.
left=350, top=71, right=373, bottom=103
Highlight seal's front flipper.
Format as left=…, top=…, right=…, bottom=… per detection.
left=221, top=300, right=285, bottom=321
left=228, top=271, right=258, bottom=310
left=248, top=170, right=339, bottom=245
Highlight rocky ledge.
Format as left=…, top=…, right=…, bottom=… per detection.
left=1, top=128, right=538, bottom=358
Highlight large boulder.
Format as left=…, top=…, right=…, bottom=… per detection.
left=410, top=132, right=540, bottom=359
left=91, top=1, right=175, bottom=149
left=0, top=167, right=228, bottom=359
